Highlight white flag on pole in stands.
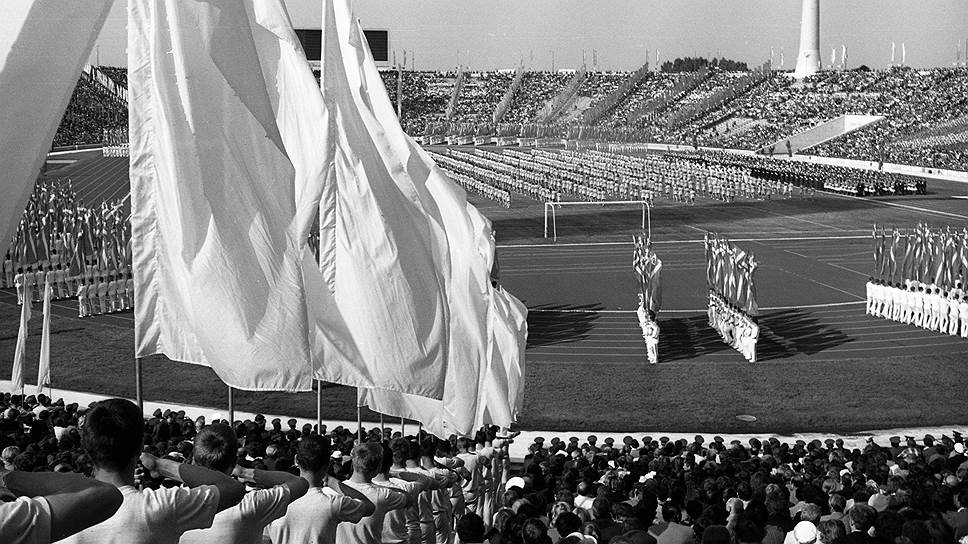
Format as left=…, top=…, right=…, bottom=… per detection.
left=318, top=0, right=527, bottom=435
left=36, top=280, right=52, bottom=394
left=129, top=0, right=364, bottom=392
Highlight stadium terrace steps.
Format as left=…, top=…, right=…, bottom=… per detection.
left=761, top=114, right=885, bottom=156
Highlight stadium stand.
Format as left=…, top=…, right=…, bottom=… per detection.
left=48, top=66, right=968, bottom=171
left=52, top=71, right=127, bottom=148
left=2, top=392, right=967, bottom=544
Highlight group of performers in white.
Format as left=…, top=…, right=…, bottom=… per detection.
left=9, top=260, right=133, bottom=317
left=431, top=147, right=812, bottom=208
left=632, top=234, right=663, bottom=364
left=4, top=180, right=133, bottom=318
left=704, top=233, right=761, bottom=361
left=866, top=278, right=968, bottom=337
left=636, top=295, right=660, bottom=365
left=708, top=290, right=760, bottom=362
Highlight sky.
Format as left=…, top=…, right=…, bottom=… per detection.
left=73, top=0, right=968, bottom=71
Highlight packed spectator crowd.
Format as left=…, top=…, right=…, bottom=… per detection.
left=57, top=65, right=968, bottom=171
left=52, top=73, right=127, bottom=148
left=676, top=151, right=926, bottom=197
left=3, top=391, right=968, bottom=544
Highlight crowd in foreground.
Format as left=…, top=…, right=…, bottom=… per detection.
left=2, top=392, right=967, bottom=544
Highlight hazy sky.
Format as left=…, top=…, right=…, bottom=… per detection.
left=78, top=0, right=968, bottom=70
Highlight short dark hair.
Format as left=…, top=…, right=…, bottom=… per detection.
left=521, top=517, right=548, bottom=544
left=82, top=398, right=144, bottom=472
left=297, top=435, right=332, bottom=473
left=389, top=437, right=410, bottom=466
left=420, top=437, right=437, bottom=458
left=351, top=442, right=383, bottom=478
left=457, top=512, right=486, bottom=543
left=555, top=512, right=582, bottom=536
left=192, top=424, right=239, bottom=473
left=849, top=504, right=877, bottom=532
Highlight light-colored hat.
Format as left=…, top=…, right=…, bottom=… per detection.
left=506, top=476, right=526, bottom=490
left=794, top=521, right=817, bottom=544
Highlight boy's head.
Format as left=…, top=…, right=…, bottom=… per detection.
left=81, top=398, right=144, bottom=473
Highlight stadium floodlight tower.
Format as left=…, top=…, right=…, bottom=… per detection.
left=793, top=0, right=821, bottom=79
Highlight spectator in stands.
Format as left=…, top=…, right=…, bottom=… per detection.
left=60, top=398, right=246, bottom=544
left=267, top=434, right=375, bottom=544
left=180, top=424, right=309, bottom=544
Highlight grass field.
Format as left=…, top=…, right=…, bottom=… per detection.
left=2, top=151, right=967, bottom=434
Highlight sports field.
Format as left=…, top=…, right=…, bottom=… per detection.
left=2, top=151, right=967, bottom=433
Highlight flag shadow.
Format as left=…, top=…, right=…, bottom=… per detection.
left=526, top=304, right=601, bottom=348
left=755, top=308, right=853, bottom=360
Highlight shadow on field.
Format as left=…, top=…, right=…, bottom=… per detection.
left=526, top=304, right=600, bottom=347
left=755, top=308, right=853, bottom=360
left=658, top=314, right=731, bottom=361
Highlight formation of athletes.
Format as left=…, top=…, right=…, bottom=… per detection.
left=430, top=147, right=814, bottom=207
left=3, top=180, right=131, bottom=317
left=866, top=278, right=968, bottom=338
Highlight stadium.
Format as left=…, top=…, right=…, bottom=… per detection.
left=1, top=1, right=967, bottom=543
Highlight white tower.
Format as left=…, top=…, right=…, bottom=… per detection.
left=793, top=0, right=820, bottom=78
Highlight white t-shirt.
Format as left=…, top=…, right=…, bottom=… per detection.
left=457, top=449, right=492, bottom=498
left=180, top=486, right=291, bottom=544
left=336, top=480, right=408, bottom=544
left=60, top=484, right=219, bottom=544
left=0, top=496, right=51, bottom=544
left=374, top=478, right=421, bottom=544
left=267, top=486, right=369, bottom=544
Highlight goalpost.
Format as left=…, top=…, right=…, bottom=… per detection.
left=543, top=200, right=652, bottom=241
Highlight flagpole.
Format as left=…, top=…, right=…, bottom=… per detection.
left=316, top=379, right=323, bottom=434
left=357, top=402, right=363, bottom=442
left=227, top=386, right=235, bottom=426
left=401, top=416, right=405, bottom=436
left=379, top=413, right=385, bottom=437
left=134, top=357, right=143, bottom=414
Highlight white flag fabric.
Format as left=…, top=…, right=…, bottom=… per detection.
left=0, top=0, right=113, bottom=256
left=36, top=280, right=52, bottom=394
left=11, top=298, right=32, bottom=392
left=129, top=0, right=363, bottom=392
left=314, top=0, right=453, bottom=396
left=327, top=0, right=527, bottom=436
left=477, top=287, right=528, bottom=428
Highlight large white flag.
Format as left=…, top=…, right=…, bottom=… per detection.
left=334, top=0, right=528, bottom=434
left=36, top=280, right=52, bottom=394
left=0, top=0, right=113, bottom=256
left=129, top=0, right=363, bottom=392
left=314, top=0, right=456, bottom=395
left=11, top=297, right=32, bottom=393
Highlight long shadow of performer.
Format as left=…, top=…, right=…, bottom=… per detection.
left=657, top=314, right=732, bottom=362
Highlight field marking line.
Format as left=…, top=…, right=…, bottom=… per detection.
left=828, top=193, right=968, bottom=220
left=826, top=262, right=871, bottom=277
left=742, top=205, right=848, bottom=232
left=782, top=250, right=869, bottom=278
left=528, top=301, right=865, bottom=314
left=499, top=235, right=869, bottom=249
